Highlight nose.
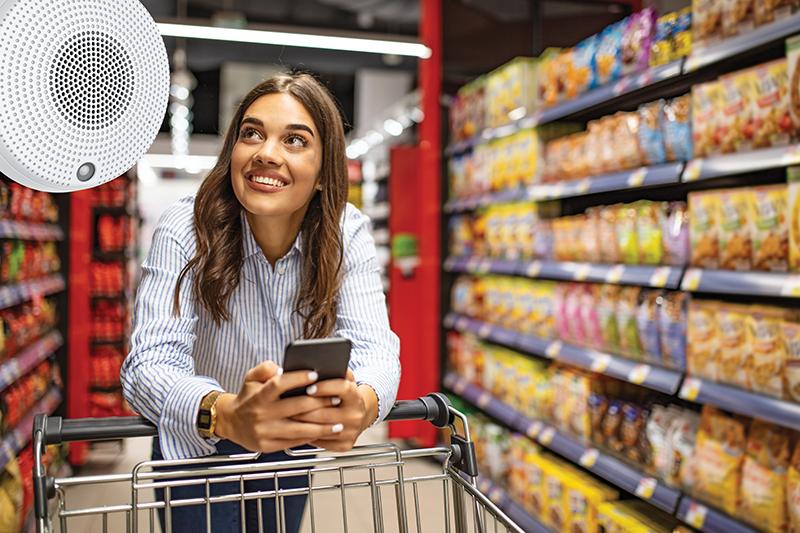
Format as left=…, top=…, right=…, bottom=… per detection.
left=253, top=137, right=284, bottom=167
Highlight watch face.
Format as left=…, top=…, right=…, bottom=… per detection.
left=198, top=411, right=212, bottom=429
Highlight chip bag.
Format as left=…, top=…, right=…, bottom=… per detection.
left=689, top=191, right=721, bottom=269
left=718, top=188, right=754, bottom=270
left=594, top=19, right=626, bottom=86
left=752, top=184, right=789, bottom=272
left=687, top=300, right=720, bottom=381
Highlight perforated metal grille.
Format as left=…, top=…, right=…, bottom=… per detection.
left=0, top=0, right=169, bottom=190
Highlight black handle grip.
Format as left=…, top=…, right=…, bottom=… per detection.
left=384, top=393, right=453, bottom=428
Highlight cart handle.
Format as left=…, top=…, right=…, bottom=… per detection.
left=33, top=393, right=453, bottom=445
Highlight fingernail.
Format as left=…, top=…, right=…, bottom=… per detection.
left=308, top=371, right=318, bottom=382
left=332, top=423, right=344, bottom=433
left=331, top=397, right=342, bottom=406
left=276, top=367, right=284, bottom=376
left=306, top=384, right=318, bottom=395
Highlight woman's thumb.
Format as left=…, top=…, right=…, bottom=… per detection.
left=245, top=361, right=283, bottom=382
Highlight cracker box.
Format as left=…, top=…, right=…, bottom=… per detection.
left=692, top=81, right=724, bottom=157
left=752, top=59, right=793, bottom=149
left=689, top=191, right=721, bottom=268
left=752, top=184, right=789, bottom=272
left=718, top=188, right=754, bottom=270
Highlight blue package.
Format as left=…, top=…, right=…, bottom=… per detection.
left=636, top=290, right=663, bottom=364
left=569, top=35, right=598, bottom=97
left=658, top=292, right=687, bottom=371
left=638, top=100, right=667, bottom=165
left=594, top=19, right=627, bottom=86
left=662, top=94, right=693, bottom=162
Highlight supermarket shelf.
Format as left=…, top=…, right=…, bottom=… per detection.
left=90, top=384, right=123, bottom=393
left=444, top=187, right=527, bottom=213
left=685, top=13, right=800, bottom=72
left=679, top=377, right=800, bottom=432
left=0, top=274, right=66, bottom=310
left=443, top=373, right=681, bottom=514
left=92, top=338, right=127, bottom=346
left=530, top=162, right=683, bottom=201
left=444, top=313, right=683, bottom=395
left=92, top=205, right=131, bottom=216
left=444, top=117, right=537, bottom=156
left=0, top=387, right=61, bottom=471
left=537, top=61, right=683, bottom=124
left=474, top=477, right=552, bottom=533
left=444, top=256, right=683, bottom=290
left=0, top=330, right=63, bottom=393
left=682, top=144, right=800, bottom=182
left=676, top=497, right=759, bottom=533
left=93, top=250, right=132, bottom=262
left=0, top=220, right=64, bottom=241
left=681, top=268, right=800, bottom=298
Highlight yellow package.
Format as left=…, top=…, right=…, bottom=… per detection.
left=692, top=81, right=725, bottom=157
left=689, top=191, right=721, bottom=269
left=691, top=406, right=746, bottom=515
left=716, top=304, right=751, bottom=389
left=790, top=178, right=800, bottom=272
left=745, top=306, right=789, bottom=398
left=597, top=501, right=676, bottom=533
left=752, top=59, right=792, bottom=149
left=788, top=439, right=800, bottom=533
left=616, top=203, right=640, bottom=265
left=687, top=300, right=720, bottom=381
left=752, top=184, right=789, bottom=272
left=541, top=458, right=572, bottom=531
left=737, top=420, right=791, bottom=533
left=523, top=450, right=548, bottom=518
left=718, top=188, right=754, bottom=270
left=518, top=129, right=539, bottom=185
left=563, top=471, right=619, bottom=533
left=784, top=321, right=800, bottom=402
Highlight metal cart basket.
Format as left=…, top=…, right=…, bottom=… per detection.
left=32, top=393, right=525, bottom=533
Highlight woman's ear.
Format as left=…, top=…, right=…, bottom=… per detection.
left=315, top=183, right=323, bottom=191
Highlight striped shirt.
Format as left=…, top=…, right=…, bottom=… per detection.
left=121, top=196, right=401, bottom=460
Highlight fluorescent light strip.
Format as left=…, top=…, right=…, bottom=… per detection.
left=143, top=153, right=218, bottom=169
left=157, top=23, right=432, bottom=59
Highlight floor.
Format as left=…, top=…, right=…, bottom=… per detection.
left=49, top=427, right=458, bottom=533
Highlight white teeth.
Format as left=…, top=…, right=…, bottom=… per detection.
left=251, top=175, right=285, bottom=187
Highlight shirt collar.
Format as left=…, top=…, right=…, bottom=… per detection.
left=240, top=210, right=304, bottom=259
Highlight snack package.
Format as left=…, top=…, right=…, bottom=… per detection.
left=693, top=81, right=725, bottom=157
left=718, top=188, right=754, bottom=270
left=564, top=472, right=619, bottom=533
left=659, top=292, right=688, bottom=370
left=791, top=173, right=800, bottom=271
left=637, top=201, right=665, bottom=265
left=663, top=202, right=690, bottom=266
left=542, top=459, right=569, bottom=531
left=663, top=94, right=693, bottom=161
left=637, top=290, right=663, bottom=364
left=599, top=284, right=621, bottom=353
left=598, top=205, right=621, bottom=263
left=752, top=185, right=789, bottom=272
left=755, top=0, right=797, bottom=26
left=693, top=0, right=724, bottom=47
left=622, top=8, right=656, bottom=75
left=617, top=287, right=642, bottom=358
left=673, top=8, right=693, bottom=60
left=719, top=69, right=758, bottom=153
left=691, top=406, right=746, bottom=515
left=722, top=0, right=755, bottom=37
left=737, top=420, right=791, bottom=533
left=787, top=36, right=800, bottom=139
left=746, top=307, right=789, bottom=398
left=568, top=36, right=598, bottom=98
left=752, top=59, right=793, bottom=149
left=589, top=393, right=609, bottom=447
left=595, top=19, right=626, bottom=86
left=638, top=101, right=667, bottom=165
left=602, top=401, right=625, bottom=454
left=689, top=191, right=721, bottom=268
left=620, top=404, right=650, bottom=465
left=616, top=203, right=639, bottom=265
left=647, top=405, right=680, bottom=480
left=785, top=322, right=800, bottom=402
left=789, top=438, right=800, bottom=533
left=650, top=12, right=677, bottom=68
left=580, top=285, right=604, bottom=349
left=687, top=300, right=720, bottom=381
left=670, top=409, right=700, bottom=491
left=716, top=304, right=751, bottom=389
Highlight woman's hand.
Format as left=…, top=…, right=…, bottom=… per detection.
left=291, top=370, right=379, bottom=452
left=214, top=361, right=344, bottom=453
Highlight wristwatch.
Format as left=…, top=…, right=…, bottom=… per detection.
left=197, top=390, right=223, bottom=439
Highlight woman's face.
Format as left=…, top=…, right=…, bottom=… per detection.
left=230, top=93, right=322, bottom=219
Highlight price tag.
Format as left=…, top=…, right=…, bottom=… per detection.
left=685, top=502, right=708, bottom=529
left=477, top=391, right=491, bottom=408
left=628, top=364, right=651, bottom=385
left=605, top=265, right=625, bottom=284
left=783, top=144, right=800, bottom=165
left=466, top=257, right=481, bottom=273
left=635, top=477, right=657, bottom=500
left=575, top=264, right=591, bottom=281
left=551, top=183, right=565, bottom=198
left=637, top=70, right=654, bottom=87
left=478, top=259, right=492, bottom=274
left=683, top=159, right=703, bottom=182
left=526, top=260, right=542, bottom=278
left=613, top=78, right=630, bottom=96
left=577, top=178, right=591, bottom=194
left=453, top=378, right=467, bottom=394
left=526, top=421, right=543, bottom=439
left=478, top=323, right=493, bottom=338
left=545, top=341, right=563, bottom=359
left=649, top=267, right=671, bottom=288
left=781, top=275, right=800, bottom=297
left=682, top=269, right=703, bottom=291
left=627, top=168, right=647, bottom=188
left=539, top=427, right=556, bottom=446
left=591, top=354, right=612, bottom=374
left=579, top=448, right=599, bottom=468
left=680, top=377, right=703, bottom=401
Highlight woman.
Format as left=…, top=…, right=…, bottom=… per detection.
left=121, top=72, right=400, bottom=532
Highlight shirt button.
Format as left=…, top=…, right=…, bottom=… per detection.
left=278, top=265, right=286, bottom=275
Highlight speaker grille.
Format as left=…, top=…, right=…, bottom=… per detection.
left=0, top=0, right=169, bottom=189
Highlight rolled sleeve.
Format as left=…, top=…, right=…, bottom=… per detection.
left=336, top=205, right=401, bottom=424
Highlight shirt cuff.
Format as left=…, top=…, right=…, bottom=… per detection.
left=158, top=376, right=224, bottom=460
left=353, top=368, right=398, bottom=426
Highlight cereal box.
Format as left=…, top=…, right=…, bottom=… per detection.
left=752, top=59, right=793, bottom=149
left=745, top=306, right=789, bottom=398
left=718, top=188, right=754, bottom=270
left=752, top=184, right=789, bottom=272
left=693, top=0, right=723, bottom=48
left=722, top=0, right=755, bottom=37
left=687, top=300, right=720, bottom=381
left=719, top=69, right=758, bottom=153
left=689, top=191, right=721, bottom=268
left=692, top=81, right=724, bottom=157
left=715, top=304, right=751, bottom=389
left=755, top=0, right=797, bottom=26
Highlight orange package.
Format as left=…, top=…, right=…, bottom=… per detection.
left=745, top=306, right=791, bottom=398
left=718, top=188, right=754, bottom=270
left=752, top=185, right=789, bottom=272
left=687, top=300, right=720, bottom=381
left=718, top=69, right=758, bottom=153
left=692, top=81, right=725, bottom=157
left=752, top=59, right=793, bottom=149
left=689, top=191, right=721, bottom=269
left=716, top=304, right=751, bottom=390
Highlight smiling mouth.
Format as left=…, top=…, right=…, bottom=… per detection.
left=248, top=174, right=288, bottom=188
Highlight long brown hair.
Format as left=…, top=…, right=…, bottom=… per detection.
left=173, top=73, right=348, bottom=338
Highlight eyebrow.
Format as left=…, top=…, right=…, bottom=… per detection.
left=241, top=117, right=315, bottom=138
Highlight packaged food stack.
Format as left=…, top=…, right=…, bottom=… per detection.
left=90, top=345, right=125, bottom=389
left=0, top=298, right=58, bottom=363
left=91, top=300, right=128, bottom=343
left=693, top=0, right=799, bottom=49
left=0, top=241, right=61, bottom=283
left=650, top=8, right=693, bottom=67
left=485, top=57, right=538, bottom=129
left=90, top=175, right=129, bottom=207
left=689, top=185, right=796, bottom=272
left=90, top=262, right=125, bottom=296
left=96, top=215, right=131, bottom=253
left=598, top=500, right=683, bottom=532
left=0, top=179, right=59, bottom=223
left=449, top=77, right=485, bottom=143
left=0, top=359, right=59, bottom=434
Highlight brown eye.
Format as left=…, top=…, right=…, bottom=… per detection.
left=239, top=127, right=262, bottom=141
left=286, top=135, right=308, bottom=148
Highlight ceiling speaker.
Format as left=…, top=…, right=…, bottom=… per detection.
left=0, top=0, right=169, bottom=192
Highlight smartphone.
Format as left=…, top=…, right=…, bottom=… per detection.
left=279, top=337, right=352, bottom=398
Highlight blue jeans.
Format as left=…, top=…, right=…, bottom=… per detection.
left=151, top=438, right=309, bottom=533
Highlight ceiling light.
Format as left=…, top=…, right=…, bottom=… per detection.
left=383, top=119, right=403, bottom=136
left=157, top=23, right=432, bottom=59
left=366, top=130, right=384, bottom=145
left=143, top=153, right=218, bottom=170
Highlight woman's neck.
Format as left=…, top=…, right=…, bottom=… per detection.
left=245, top=210, right=305, bottom=266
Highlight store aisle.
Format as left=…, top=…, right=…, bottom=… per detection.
left=55, top=427, right=448, bottom=533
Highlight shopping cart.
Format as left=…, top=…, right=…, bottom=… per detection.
left=32, top=393, right=525, bottom=533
